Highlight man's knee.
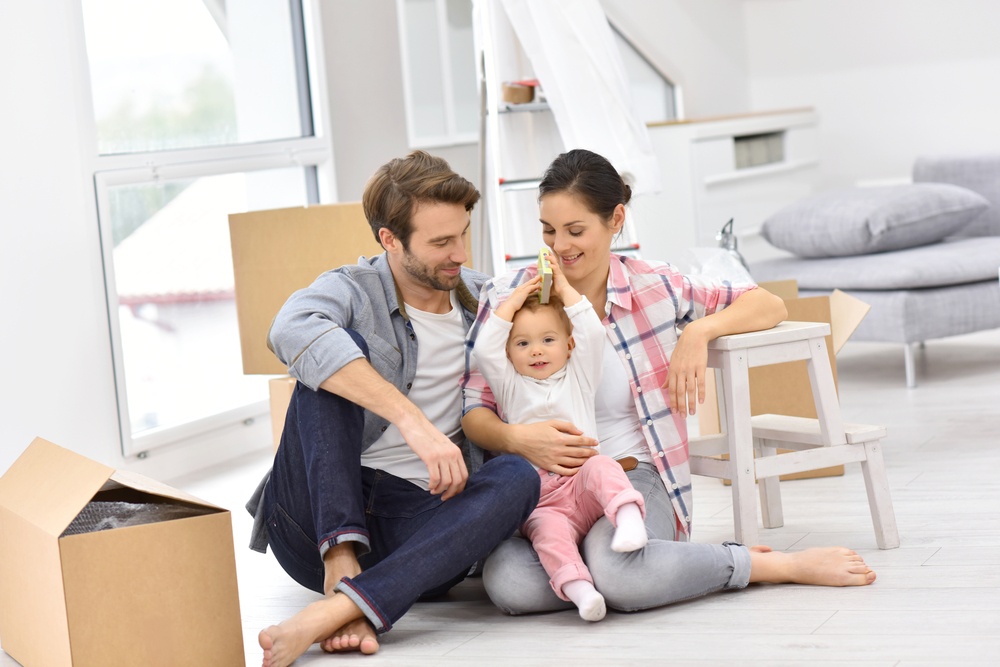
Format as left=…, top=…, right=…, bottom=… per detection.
left=484, top=455, right=540, bottom=511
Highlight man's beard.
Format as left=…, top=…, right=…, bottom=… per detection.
left=401, top=249, right=462, bottom=291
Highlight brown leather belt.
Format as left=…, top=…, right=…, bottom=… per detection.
left=617, top=456, right=639, bottom=472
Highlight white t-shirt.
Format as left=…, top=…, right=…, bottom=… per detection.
left=360, top=291, right=466, bottom=489
left=595, top=335, right=652, bottom=463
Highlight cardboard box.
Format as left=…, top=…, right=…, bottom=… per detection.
left=230, top=201, right=473, bottom=446
left=229, top=201, right=475, bottom=376
left=229, top=202, right=384, bottom=376
left=0, top=438, right=244, bottom=667
left=229, top=203, right=385, bottom=450
left=699, top=280, right=871, bottom=481
left=269, top=376, right=297, bottom=450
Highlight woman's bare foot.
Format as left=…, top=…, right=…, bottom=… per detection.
left=749, top=546, right=876, bottom=587
left=259, top=594, right=364, bottom=667
left=320, top=618, right=380, bottom=654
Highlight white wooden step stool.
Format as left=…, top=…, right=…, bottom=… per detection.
left=689, top=321, right=900, bottom=549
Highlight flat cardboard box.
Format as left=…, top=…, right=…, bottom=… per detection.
left=699, top=280, right=871, bottom=481
left=0, top=438, right=244, bottom=667
left=229, top=202, right=384, bottom=376
left=269, top=376, right=297, bottom=450
left=231, top=201, right=474, bottom=445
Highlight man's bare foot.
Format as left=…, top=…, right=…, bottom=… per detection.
left=320, top=617, right=380, bottom=654
left=259, top=594, right=364, bottom=667
left=749, top=546, right=876, bottom=587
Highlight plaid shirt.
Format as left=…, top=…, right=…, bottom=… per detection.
left=462, top=253, right=756, bottom=539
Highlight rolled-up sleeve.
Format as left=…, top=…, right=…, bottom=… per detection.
left=676, top=270, right=757, bottom=326
left=268, top=271, right=368, bottom=391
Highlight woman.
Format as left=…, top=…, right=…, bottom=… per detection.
left=461, top=148, right=875, bottom=615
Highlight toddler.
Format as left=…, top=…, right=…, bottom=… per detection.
left=472, top=256, right=646, bottom=621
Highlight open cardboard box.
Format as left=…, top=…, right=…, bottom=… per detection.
left=229, top=202, right=384, bottom=449
left=0, top=438, right=244, bottom=667
left=698, top=280, right=871, bottom=481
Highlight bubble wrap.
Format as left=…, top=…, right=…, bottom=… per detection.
left=62, top=500, right=213, bottom=536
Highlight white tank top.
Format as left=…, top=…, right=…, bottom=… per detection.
left=594, top=336, right=651, bottom=462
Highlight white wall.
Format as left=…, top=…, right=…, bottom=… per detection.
left=0, top=2, right=123, bottom=475
left=320, top=1, right=479, bottom=202
left=601, top=0, right=752, bottom=118
left=6, top=0, right=999, bottom=479
left=0, top=1, right=271, bottom=480
left=744, top=0, right=1000, bottom=188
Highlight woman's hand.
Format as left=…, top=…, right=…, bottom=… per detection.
left=546, top=250, right=583, bottom=307
left=665, top=321, right=710, bottom=418
left=508, top=420, right=598, bottom=475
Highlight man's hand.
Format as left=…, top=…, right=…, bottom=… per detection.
left=509, top=420, right=598, bottom=475
left=319, top=359, right=468, bottom=500
left=665, top=322, right=710, bottom=418
left=397, top=413, right=468, bottom=500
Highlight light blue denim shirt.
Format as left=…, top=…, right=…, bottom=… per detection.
left=267, top=252, right=488, bottom=459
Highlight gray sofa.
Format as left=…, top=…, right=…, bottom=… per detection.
left=752, top=154, right=1000, bottom=388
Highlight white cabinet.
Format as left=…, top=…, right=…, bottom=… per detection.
left=630, top=108, right=819, bottom=268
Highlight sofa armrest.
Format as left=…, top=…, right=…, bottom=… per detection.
left=913, top=154, right=1000, bottom=236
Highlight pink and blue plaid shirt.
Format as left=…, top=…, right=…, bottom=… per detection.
left=462, top=253, right=756, bottom=539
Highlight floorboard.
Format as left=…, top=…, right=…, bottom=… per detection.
left=2, top=329, right=997, bottom=665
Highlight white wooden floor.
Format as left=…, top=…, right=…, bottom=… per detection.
left=4, top=329, right=999, bottom=666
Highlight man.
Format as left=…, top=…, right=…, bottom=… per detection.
left=247, top=151, right=540, bottom=667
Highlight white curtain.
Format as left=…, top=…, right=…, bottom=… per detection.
left=498, top=0, right=662, bottom=195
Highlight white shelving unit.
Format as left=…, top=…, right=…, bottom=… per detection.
left=472, top=0, right=641, bottom=275
left=630, top=108, right=821, bottom=269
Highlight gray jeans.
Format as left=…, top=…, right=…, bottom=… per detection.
left=482, top=463, right=752, bottom=613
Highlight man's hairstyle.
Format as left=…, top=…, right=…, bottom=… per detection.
left=513, top=293, right=573, bottom=336
left=362, top=150, right=481, bottom=250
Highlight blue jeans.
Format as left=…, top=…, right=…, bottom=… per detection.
left=261, top=337, right=539, bottom=633
left=482, top=463, right=752, bottom=614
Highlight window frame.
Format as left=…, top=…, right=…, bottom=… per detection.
left=81, top=0, right=334, bottom=458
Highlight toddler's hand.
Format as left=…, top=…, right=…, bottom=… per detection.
left=495, top=276, right=542, bottom=322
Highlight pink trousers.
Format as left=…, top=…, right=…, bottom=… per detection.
left=521, top=454, right=645, bottom=601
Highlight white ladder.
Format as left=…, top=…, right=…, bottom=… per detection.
left=472, top=0, right=642, bottom=275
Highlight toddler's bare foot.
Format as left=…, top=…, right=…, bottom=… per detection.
left=321, top=618, right=380, bottom=654
left=259, top=594, right=363, bottom=667
left=749, top=546, right=876, bottom=587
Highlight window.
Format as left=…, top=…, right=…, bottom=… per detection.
left=610, top=24, right=679, bottom=124
left=82, top=0, right=330, bottom=456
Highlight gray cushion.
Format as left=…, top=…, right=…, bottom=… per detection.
left=798, top=281, right=1000, bottom=344
left=761, top=184, right=990, bottom=258
left=914, top=154, right=1000, bottom=237
left=751, top=237, right=1000, bottom=290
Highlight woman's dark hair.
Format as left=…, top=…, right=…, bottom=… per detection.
left=362, top=150, right=480, bottom=249
left=538, top=149, right=632, bottom=222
